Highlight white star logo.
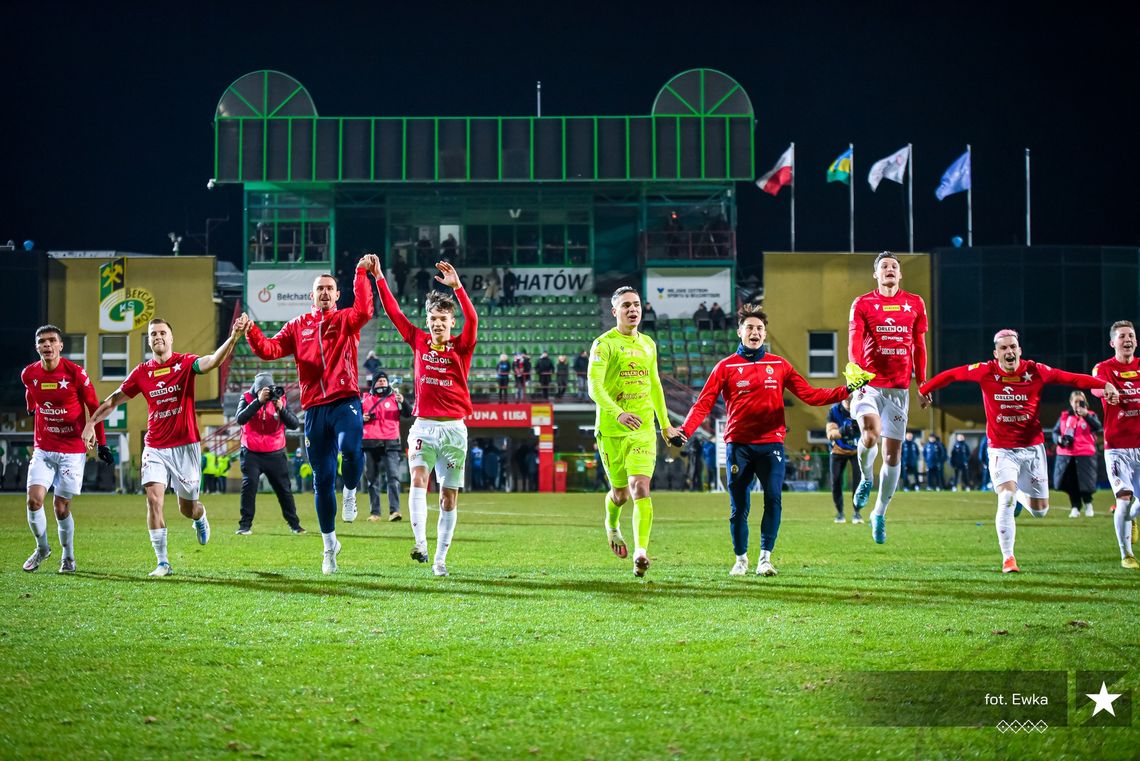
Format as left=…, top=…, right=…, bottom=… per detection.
left=902, top=302, right=913, bottom=312
left=173, top=362, right=183, bottom=373
left=58, top=378, right=70, bottom=389
left=1023, top=371, right=1033, bottom=381
left=1086, top=681, right=1122, bottom=717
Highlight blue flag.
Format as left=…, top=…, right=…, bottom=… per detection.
left=935, top=151, right=971, bottom=200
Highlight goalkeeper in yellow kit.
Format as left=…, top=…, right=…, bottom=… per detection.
left=588, top=286, right=684, bottom=577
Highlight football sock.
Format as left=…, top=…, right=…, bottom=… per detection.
left=149, top=528, right=168, bottom=564
left=857, top=440, right=878, bottom=481
left=193, top=507, right=207, bottom=530
left=409, top=487, right=428, bottom=546
left=759, top=549, right=771, bottom=564
left=873, top=462, right=901, bottom=517
left=435, top=508, right=456, bottom=564
left=321, top=530, right=338, bottom=553
left=605, top=495, right=622, bottom=532
left=1115, top=496, right=1133, bottom=558
left=57, top=514, right=75, bottom=560
left=28, top=508, right=49, bottom=552
left=996, top=490, right=1016, bottom=558
left=632, top=497, right=653, bottom=551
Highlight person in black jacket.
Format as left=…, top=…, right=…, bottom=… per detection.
left=235, top=373, right=305, bottom=535
left=573, top=350, right=589, bottom=400
left=555, top=355, right=570, bottom=399
left=496, top=353, right=511, bottom=403
left=535, top=351, right=555, bottom=399
left=361, top=373, right=413, bottom=522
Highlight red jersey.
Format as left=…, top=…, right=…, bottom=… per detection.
left=120, top=352, right=201, bottom=449
left=247, top=269, right=373, bottom=410
left=920, top=359, right=1105, bottom=449
left=681, top=351, right=848, bottom=445
left=848, top=288, right=928, bottom=389
left=21, top=358, right=107, bottom=454
left=1092, top=356, right=1140, bottom=449
left=377, top=279, right=477, bottom=419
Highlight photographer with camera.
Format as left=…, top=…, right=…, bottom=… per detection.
left=235, top=373, right=305, bottom=535
left=1052, top=390, right=1103, bottom=518
left=361, top=372, right=412, bottom=522
left=826, top=397, right=862, bottom=523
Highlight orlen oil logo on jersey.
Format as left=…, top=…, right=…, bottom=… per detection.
left=875, top=317, right=909, bottom=334
left=994, top=385, right=1029, bottom=402
left=619, top=362, right=649, bottom=378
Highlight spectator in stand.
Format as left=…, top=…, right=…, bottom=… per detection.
left=950, top=434, right=972, bottom=491
left=573, top=350, right=589, bottom=399
left=641, top=302, right=657, bottom=331
left=496, top=353, right=512, bottom=403
left=826, top=397, right=861, bottom=523
left=535, top=351, right=555, bottom=399
left=503, top=267, right=518, bottom=306
left=441, top=233, right=458, bottom=261
left=555, top=355, right=570, bottom=400
left=1052, top=390, right=1103, bottom=518
left=363, top=351, right=381, bottom=382
left=361, top=372, right=412, bottom=522
left=416, top=235, right=433, bottom=266
left=470, top=440, right=484, bottom=491
left=392, top=252, right=409, bottom=298
left=513, top=350, right=531, bottom=401
left=901, top=431, right=920, bottom=491
left=694, top=302, right=711, bottom=331
left=709, top=303, right=727, bottom=331
left=234, top=372, right=305, bottom=535
left=923, top=434, right=947, bottom=490
left=484, top=267, right=502, bottom=314
left=414, top=267, right=431, bottom=304
left=978, top=434, right=991, bottom=491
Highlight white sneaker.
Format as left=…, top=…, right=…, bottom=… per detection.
left=22, top=546, right=51, bottom=572
left=756, top=558, right=778, bottom=577
left=341, top=489, right=358, bottom=523
left=1069, top=507, right=1080, bottom=519
left=1084, top=503, right=1094, bottom=517
left=194, top=513, right=211, bottom=545
left=322, top=540, right=342, bottom=575
left=432, top=561, right=449, bottom=577
left=410, top=542, right=429, bottom=563
left=729, top=556, right=749, bottom=576
left=148, top=562, right=173, bottom=577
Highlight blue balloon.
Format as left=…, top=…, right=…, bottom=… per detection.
left=951, top=236, right=964, bottom=248
left=23, top=240, right=34, bottom=251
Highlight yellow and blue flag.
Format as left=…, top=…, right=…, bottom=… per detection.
left=827, top=148, right=853, bottom=185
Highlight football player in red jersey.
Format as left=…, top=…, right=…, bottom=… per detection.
left=1091, top=320, right=1140, bottom=568
left=921, top=329, right=1118, bottom=573
left=84, top=316, right=249, bottom=577
left=848, top=251, right=928, bottom=544
left=374, top=260, right=477, bottom=577
left=20, top=325, right=112, bottom=573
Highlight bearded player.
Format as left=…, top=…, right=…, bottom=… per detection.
left=848, top=251, right=928, bottom=544
left=374, top=259, right=476, bottom=577
left=920, top=329, right=1118, bottom=573
left=20, top=325, right=112, bottom=573
left=589, top=286, right=684, bottom=578
left=1091, top=321, right=1140, bottom=568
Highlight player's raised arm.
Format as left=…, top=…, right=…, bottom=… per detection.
left=782, top=359, right=851, bottom=407
left=346, top=255, right=377, bottom=331
left=82, top=388, right=130, bottom=448
left=1040, top=364, right=1119, bottom=404
left=918, top=363, right=979, bottom=404
left=372, top=257, right=417, bottom=342
left=196, top=314, right=249, bottom=374
left=247, top=314, right=294, bottom=360
left=681, top=361, right=724, bottom=440
left=438, top=261, right=479, bottom=343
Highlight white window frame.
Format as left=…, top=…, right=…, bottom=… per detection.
left=62, top=334, right=87, bottom=367
left=807, top=331, right=837, bottom=378
left=100, top=334, right=130, bottom=381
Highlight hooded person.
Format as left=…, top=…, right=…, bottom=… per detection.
left=361, top=372, right=413, bottom=521
left=234, top=372, right=305, bottom=534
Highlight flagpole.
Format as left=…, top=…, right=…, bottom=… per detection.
left=1025, top=147, right=1031, bottom=246
left=966, top=144, right=973, bottom=247
left=907, top=143, right=914, bottom=253
left=849, top=143, right=855, bottom=253
left=790, top=142, right=796, bottom=252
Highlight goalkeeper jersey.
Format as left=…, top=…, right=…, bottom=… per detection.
left=588, top=328, right=669, bottom=438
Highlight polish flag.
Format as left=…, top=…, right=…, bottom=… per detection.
left=756, top=145, right=794, bottom=196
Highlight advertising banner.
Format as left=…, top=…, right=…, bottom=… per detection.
left=644, top=267, right=732, bottom=320
left=246, top=269, right=328, bottom=322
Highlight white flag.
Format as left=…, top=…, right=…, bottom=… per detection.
left=868, top=145, right=911, bottom=191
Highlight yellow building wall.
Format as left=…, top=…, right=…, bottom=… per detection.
left=762, top=251, right=941, bottom=450
left=47, top=256, right=220, bottom=462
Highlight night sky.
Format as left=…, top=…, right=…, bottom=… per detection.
left=6, top=1, right=1137, bottom=265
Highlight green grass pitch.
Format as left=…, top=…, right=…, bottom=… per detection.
left=1, top=489, right=1137, bottom=759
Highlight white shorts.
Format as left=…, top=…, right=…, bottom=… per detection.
left=141, top=443, right=202, bottom=501
left=851, top=386, right=910, bottom=440
left=988, top=444, right=1049, bottom=499
left=27, top=449, right=86, bottom=500
left=407, top=419, right=468, bottom=490
left=1106, top=448, right=1140, bottom=496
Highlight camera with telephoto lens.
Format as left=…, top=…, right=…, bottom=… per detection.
left=268, top=385, right=286, bottom=402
